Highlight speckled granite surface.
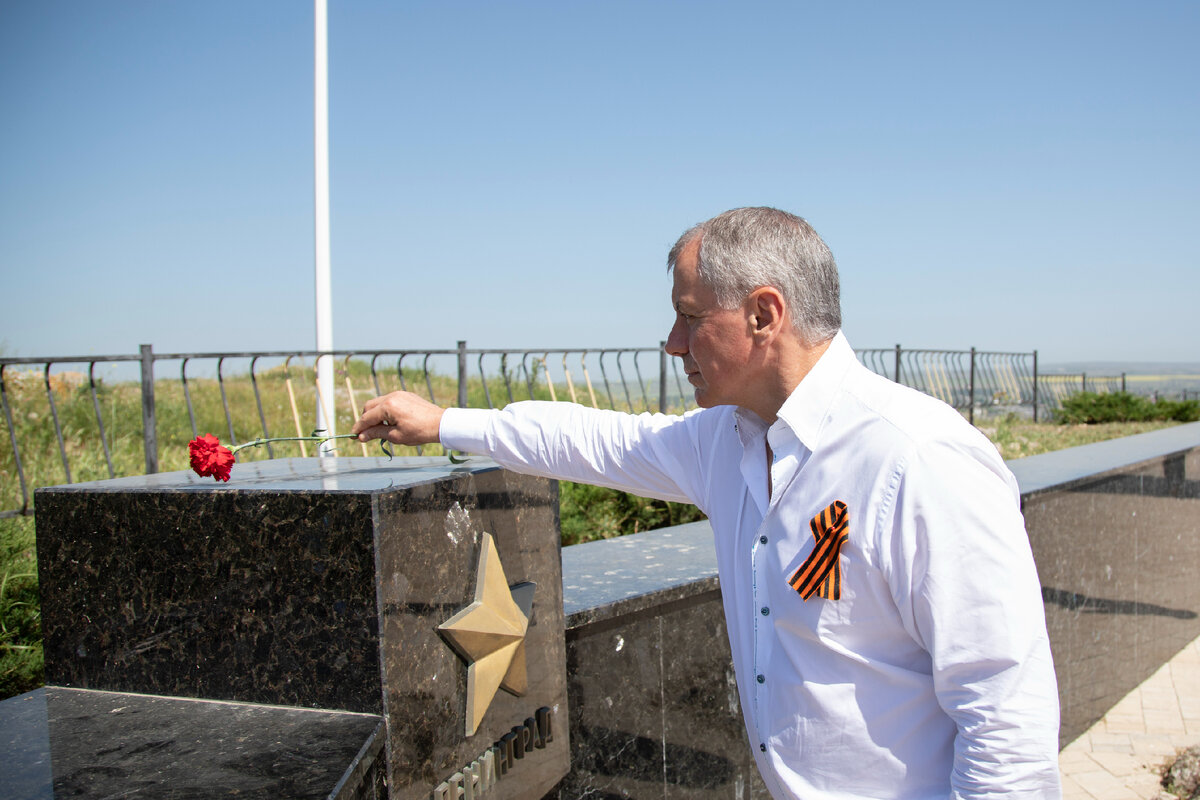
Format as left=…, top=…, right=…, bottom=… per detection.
left=555, top=521, right=769, bottom=799
left=561, top=520, right=718, bottom=623
left=0, top=686, right=385, bottom=800
left=35, top=457, right=487, bottom=712
left=1017, top=442, right=1200, bottom=746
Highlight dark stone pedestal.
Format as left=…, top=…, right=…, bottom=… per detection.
left=13, top=456, right=569, bottom=799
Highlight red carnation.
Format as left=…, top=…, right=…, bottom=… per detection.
left=189, top=433, right=236, bottom=482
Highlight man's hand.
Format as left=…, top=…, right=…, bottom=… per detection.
left=352, top=391, right=445, bottom=447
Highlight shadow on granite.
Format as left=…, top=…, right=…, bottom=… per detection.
left=1012, top=425, right=1200, bottom=746
left=1041, top=587, right=1197, bottom=620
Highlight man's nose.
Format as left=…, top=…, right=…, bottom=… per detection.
left=665, top=318, right=687, bottom=358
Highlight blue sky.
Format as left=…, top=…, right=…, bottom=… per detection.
left=2, top=0, right=1197, bottom=364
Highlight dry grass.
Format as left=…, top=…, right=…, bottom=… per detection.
left=976, top=414, right=1178, bottom=460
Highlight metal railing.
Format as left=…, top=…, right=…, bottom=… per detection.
left=855, top=346, right=1130, bottom=425
left=857, top=346, right=1038, bottom=423
left=0, top=342, right=688, bottom=519
left=1035, top=372, right=1127, bottom=412
left=0, top=340, right=1167, bottom=519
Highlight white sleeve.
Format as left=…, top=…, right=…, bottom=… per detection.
left=883, top=439, right=1063, bottom=798
left=439, top=401, right=707, bottom=507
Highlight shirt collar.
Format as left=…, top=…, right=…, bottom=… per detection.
left=769, top=330, right=856, bottom=453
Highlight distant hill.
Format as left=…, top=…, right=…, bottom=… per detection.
left=1040, top=362, right=1200, bottom=377
left=1037, top=363, right=1200, bottom=398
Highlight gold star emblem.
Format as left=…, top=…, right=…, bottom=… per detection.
left=438, top=531, right=535, bottom=736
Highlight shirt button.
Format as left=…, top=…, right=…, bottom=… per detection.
left=756, top=674, right=765, bottom=684
left=760, top=743, right=767, bottom=752
left=761, top=607, right=770, bottom=616
left=759, top=535, right=768, bottom=544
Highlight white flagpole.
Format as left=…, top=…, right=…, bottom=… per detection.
left=314, top=0, right=335, bottom=456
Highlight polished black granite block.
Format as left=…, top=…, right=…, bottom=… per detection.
left=562, top=520, right=719, bottom=622
left=555, top=524, right=768, bottom=799
left=33, top=457, right=570, bottom=799
left=1010, top=425, right=1200, bottom=745
left=36, top=458, right=427, bottom=711
left=1008, top=421, right=1200, bottom=495
left=370, top=464, right=570, bottom=799
left=0, top=686, right=384, bottom=800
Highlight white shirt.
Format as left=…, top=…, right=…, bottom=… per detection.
left=440, top=332, right=1062, bottom=800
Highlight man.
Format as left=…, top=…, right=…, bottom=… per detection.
left=353, top=207, right=1062, bottom=799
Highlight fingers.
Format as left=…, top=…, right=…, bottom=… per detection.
left=355, top=423, right=396, bottom=444
left=350, top=393, right=398, bottom=431
left=352, top=394, right=396, bottom=436
left=351, top=391, right=445, bottom=447
left=355, top=396, right=390, bottom=431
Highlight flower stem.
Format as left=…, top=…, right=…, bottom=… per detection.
left=229, top=433, right=360, bottom=455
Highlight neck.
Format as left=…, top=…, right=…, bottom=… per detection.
left=747, top=335, right=834, bottom=424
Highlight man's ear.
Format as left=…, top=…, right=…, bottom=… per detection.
left=747, top=287, right=787, bottom=340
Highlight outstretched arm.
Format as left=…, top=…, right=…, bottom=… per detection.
left=354, top=393, right=712, bottom=508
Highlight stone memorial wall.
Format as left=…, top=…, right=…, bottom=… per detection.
left=554, top=522, right=768, bottom=798
left=1010, top=423, right=1200, bottom=745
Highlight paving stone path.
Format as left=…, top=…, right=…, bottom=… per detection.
left=1060, top=636, right=1200, bottom=799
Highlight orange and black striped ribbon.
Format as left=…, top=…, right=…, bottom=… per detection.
left=787, top=500, right=849, bottom=601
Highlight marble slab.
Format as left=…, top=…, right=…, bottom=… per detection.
left=0, top=686, right=384, bottom=800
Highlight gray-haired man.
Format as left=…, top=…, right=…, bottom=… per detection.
left=354, top=207, right=1062, bottom=799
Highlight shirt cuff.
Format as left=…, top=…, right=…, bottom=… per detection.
left=439, top=407, right=494, bottom=455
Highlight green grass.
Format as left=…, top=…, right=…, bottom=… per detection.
left=559, top=481, right=705, bottom=546
left=1052, top=391, right=1200, bottom=425
left=0, top=515, right=39, bottom=699
left=0, top=365, right=1189, bottom=701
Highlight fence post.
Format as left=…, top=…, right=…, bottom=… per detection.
left=1032, top=350, right=1039, bottom=423
left=894, top=344, right=901, bottom=384
left=1082, top=372, right=1087, bottom=393
left=968, top=347, right=976, bottom=425
left=1121, top=372, right=1126, bottom=393
left=659, top=342, right=668, bottom=414
left=456, top=340, right=468, bottom=408
left=140, top=344, right=158, bottom=474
